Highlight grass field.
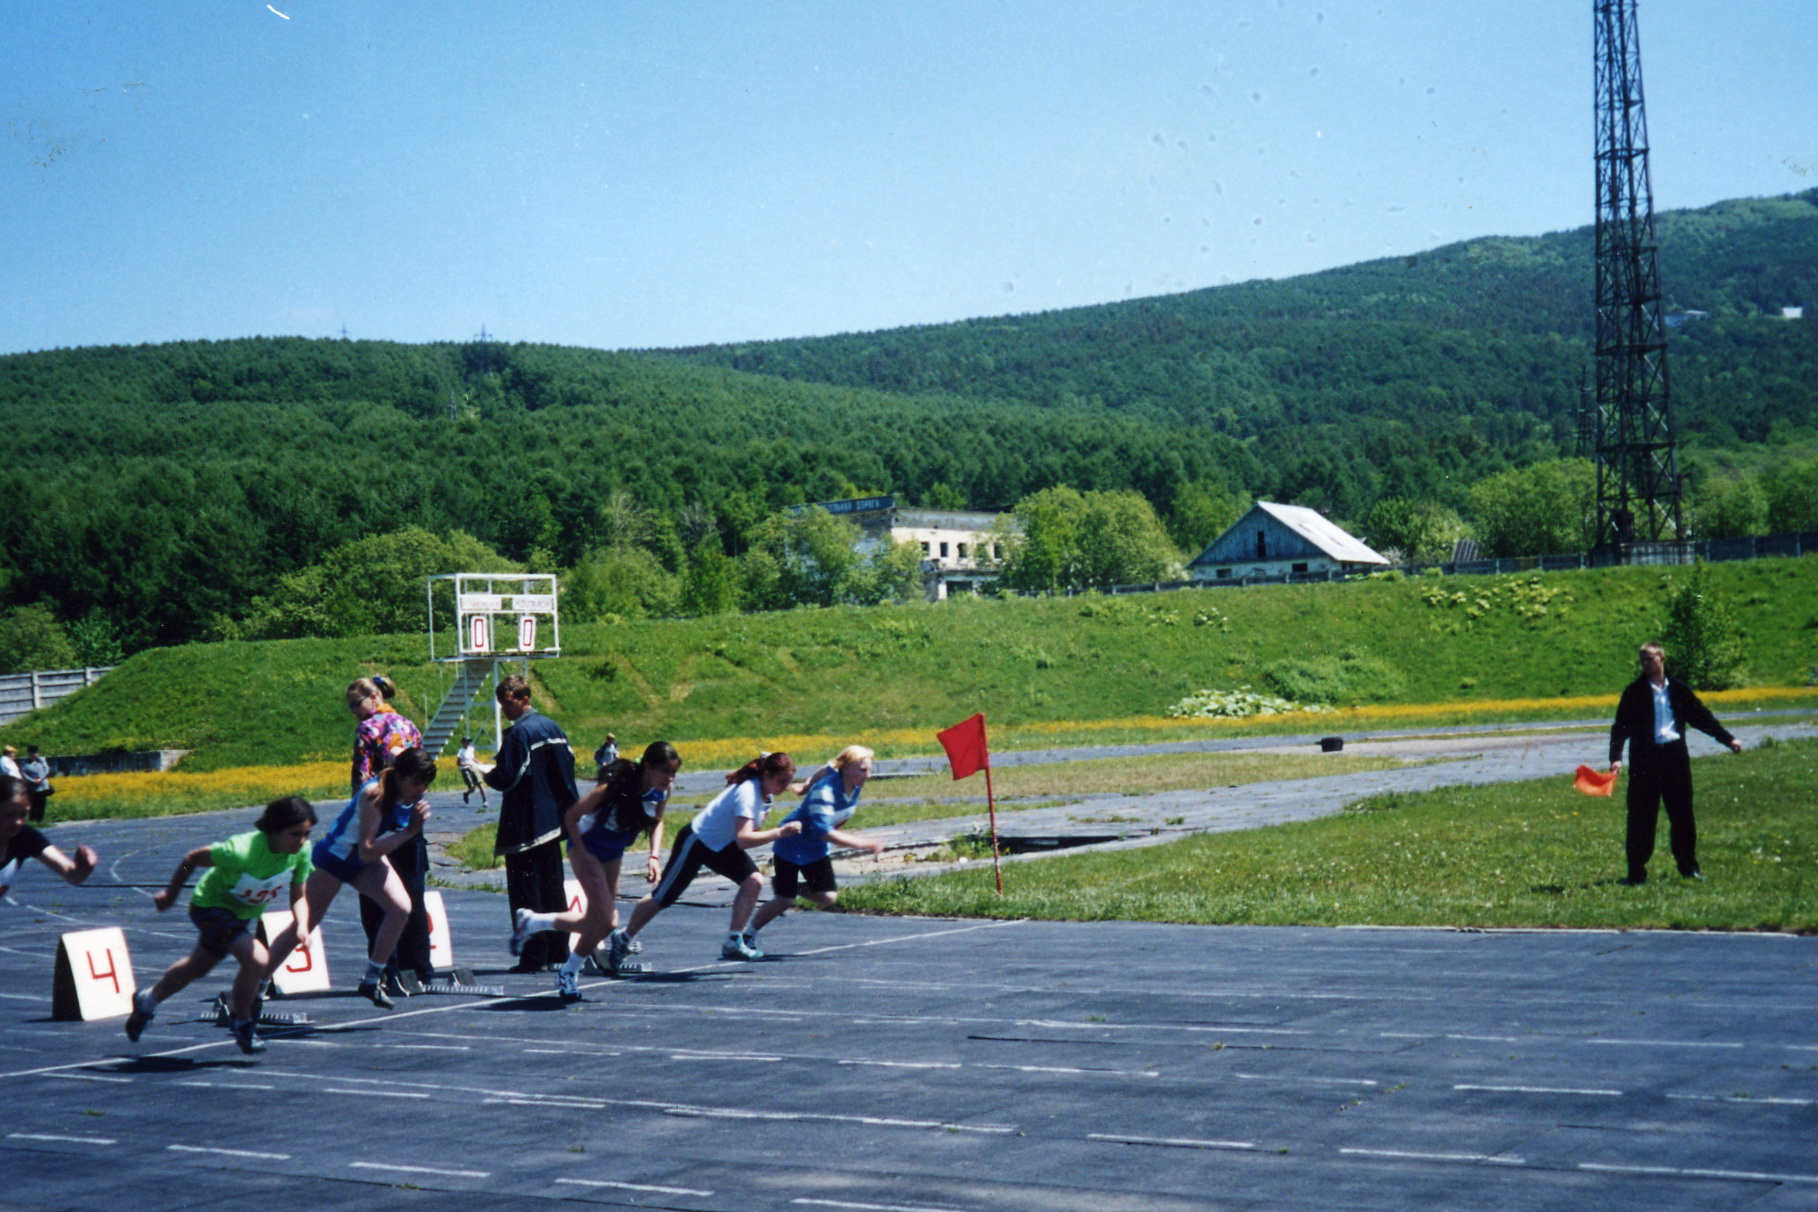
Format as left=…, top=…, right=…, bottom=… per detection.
left=838, top=737, right=1818, bottom=932
left=4, top=559, right=1815, bottom=780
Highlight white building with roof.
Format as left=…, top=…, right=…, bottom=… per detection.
left=1187, top=501, right=1390, bottom=582
left=790, top=495, right=1013, bottom=600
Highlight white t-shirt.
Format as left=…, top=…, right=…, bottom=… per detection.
left=690, top=779, right=771, bottom=851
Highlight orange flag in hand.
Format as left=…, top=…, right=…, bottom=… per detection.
left=1574, top=764, right=1618, bottom=796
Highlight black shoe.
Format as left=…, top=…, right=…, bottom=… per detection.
left=232, top=1021, right=267, bottom=1055
left=357, top=978, right=395, bottom=1010
left=1618, top=875, right=1646, bottom=887
left=1682, top=869, right=1706, bottom=881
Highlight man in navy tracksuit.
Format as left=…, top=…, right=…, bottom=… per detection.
left=1609, top=642, right=1742, bottom=885
left=485, top=674, right=577, bottom=971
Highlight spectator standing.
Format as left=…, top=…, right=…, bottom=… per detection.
left=19, top=745, right=52, bottom=823
left=483, top=673, right=577, bottom=972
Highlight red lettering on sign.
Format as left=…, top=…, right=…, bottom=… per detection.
left=286, top=942, right=315, bottom=974
left=86, top=948, right=121, bottom=993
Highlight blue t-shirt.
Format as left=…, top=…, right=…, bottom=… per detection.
left=773, top=772, right=860, bottom=866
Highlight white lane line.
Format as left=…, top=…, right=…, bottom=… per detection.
left=7, top=1133, right=116, bottom=1146
left=169, top=1144, right=292, bottom=1160
left=1234, top=1073, right=1383, bottom=1088
left=977, top=1063, right=1159, bottom=1077
left=322, top=1088, right=431, bottom=1099
left=522, top=1048, right=569, bottom=1055
left=1580, top=1163, right=1818, bottom=1184
left=838, top=1059, right=962, bottom=1070
left=1022, top=1019, right=1311, bottom=1036
left=1379, top=1032, right=1432, bottom=1039
left=556, top=1178, right=714, bottom=1197
left=375, top=1044, right=471, bottom=1052
left=1342, top=1148, right=1524, bottom=1166
left=178, top=1081, right=275, bottom=1091
left=668, top=1051, right=783, bottom=1062
left=45, top=1072, right=132, bottom=1083
left=793, top=1199, right=966, bottom=1212
left=350, top=1161, right=489, bottom=1179
left=663, top=1107, right=1014, bottom=1134
left=1088, top=1133, right=1255, bottom=1151
left=1455, top=1084, right=1622, bottom=1096
left=1447, top=1034, right=1522, bottom=1043
left=790, top=917, right=1027, bottom=957
left=1584, top=1039, right=1745, bottom=1049
left=5, top=918, right=1022, bottom=1082
left=1667, top=1093, right=1814, bottom=1107
left=0, top=991, right=50, bottom=1002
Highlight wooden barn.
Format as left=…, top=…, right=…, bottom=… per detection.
left=1188, top=501, right=1389, bottom=582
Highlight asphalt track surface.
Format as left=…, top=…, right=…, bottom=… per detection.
left=7, top=728, right=1818, bottom=1211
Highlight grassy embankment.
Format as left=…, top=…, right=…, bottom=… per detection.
left=6, top=558, right=1815, bottom=822
left=840, top=738, right=1818, bottom=932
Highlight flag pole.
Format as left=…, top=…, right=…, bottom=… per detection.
left=984, top=760, right=1002, bottom=894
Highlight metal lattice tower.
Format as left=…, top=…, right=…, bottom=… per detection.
left=1591, top=0, right=1683, bottom=551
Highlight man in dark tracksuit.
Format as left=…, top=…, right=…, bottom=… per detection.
left=484, top=674, right=576, bottom=971
left=1609, top=642, right=1743, bottom=885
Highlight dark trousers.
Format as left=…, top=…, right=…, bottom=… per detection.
left=360, top=834, right=434, bottom=980
left=505, top=841, right=570, bottom=970
left=26, top=790, right=48, bottom=822
left=1625, top=742, right=1698, bottom=880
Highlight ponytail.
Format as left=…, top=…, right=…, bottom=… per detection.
left=726, top=751, right=793, bottom=785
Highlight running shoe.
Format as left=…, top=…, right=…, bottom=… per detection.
left=232, top=1020, right=267, bottom=1055
left=556, top=969, right=583, bottom=1003
left=356, top=978, right=395, bottom=1010
left=508, top=907, right=534, bottom=956
left=606, top=929, right=632, bottom=972
left=124, top=990, right=156, bottom=1042
left=721, top=935, right=763, bottom=961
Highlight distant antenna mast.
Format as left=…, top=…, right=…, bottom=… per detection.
left=1591, top=0, right=1683, bottom=555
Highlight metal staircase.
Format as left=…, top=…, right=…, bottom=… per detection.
left=421, top=658, right=496, bottom=756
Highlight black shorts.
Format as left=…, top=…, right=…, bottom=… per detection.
left=772, top=856, right=838, bottom=899
left=649, top=824, right=758, bottom=909
left=189, top=905, right=255, bottom=958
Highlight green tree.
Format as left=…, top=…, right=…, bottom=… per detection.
left=565, top=546, right=681, bottom=621
left=1762, top=456, right=1818, bottom=532
left=1661, top=563, right=1746, bottom=689
left=1364, top=497, right=1471, bottom=563
left=1166, top=480, right=1250, bottom=555
left=997, top=486, right=1180, bottom=592
left=1689, top=472, right=1768, bottom=539
left=0, top=603, right=78, bottom=674
left=679, top=540, right=739, bottom=617
left=1467, top=459, right=1596, bottom=557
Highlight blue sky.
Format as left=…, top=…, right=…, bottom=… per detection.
left=4, top=1, right=1813, bottom=356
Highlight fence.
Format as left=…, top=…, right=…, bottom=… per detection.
left=0, top=667, right=113, bottom=728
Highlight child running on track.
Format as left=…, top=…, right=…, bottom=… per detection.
left=1, top=775, right=97, bottom=898
left=608, top=752, right=802, bottom=965
left=263, top=748, right=435, bottom=1010
left=508, top=741, right=682, bottom=1001
left=125, top=796, right=317, bottom=1054
left=746, top=746, right=885, bottom=951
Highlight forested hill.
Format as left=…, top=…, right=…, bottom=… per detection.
left=0, top=190, right=1812, bottom=658
left=664, top=190, right=1818, bottom=501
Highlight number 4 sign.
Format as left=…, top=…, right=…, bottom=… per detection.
left=52, top=927, right=137, bottom=1021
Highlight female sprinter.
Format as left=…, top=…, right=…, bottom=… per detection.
left=746, top=745, right=885, bottom=952
left=347, top=675, right=431, bottom=992
left=125, top=796, right=317, bottom=1054
left=263, top=747, right=435, bottom=1009
left=608, top=752, right=802, bottom=966
left=507, top=741, right=681, bottom=1000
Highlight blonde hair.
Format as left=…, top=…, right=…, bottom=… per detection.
left=831, top=745, right=874, bottom=770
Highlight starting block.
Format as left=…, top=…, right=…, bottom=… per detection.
left=52, top=927, right=137, bottom=1021
left=419, top=977, right=506, bottom=997
left=211, top=992, right=311, bottom=1029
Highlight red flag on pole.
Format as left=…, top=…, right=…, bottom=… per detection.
left=1573, top=764, right=1618, bottom=796
left=936, top=713, right=1002, bottom=894
left=937, top=713, right=990, bottom=780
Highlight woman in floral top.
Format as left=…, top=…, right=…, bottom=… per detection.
left=346, top=675, right=432, bottom=989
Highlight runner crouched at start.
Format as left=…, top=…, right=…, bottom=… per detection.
left=746, top=745, right=885, bottom=952
left=126, top=796, right=317, bottom=1054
